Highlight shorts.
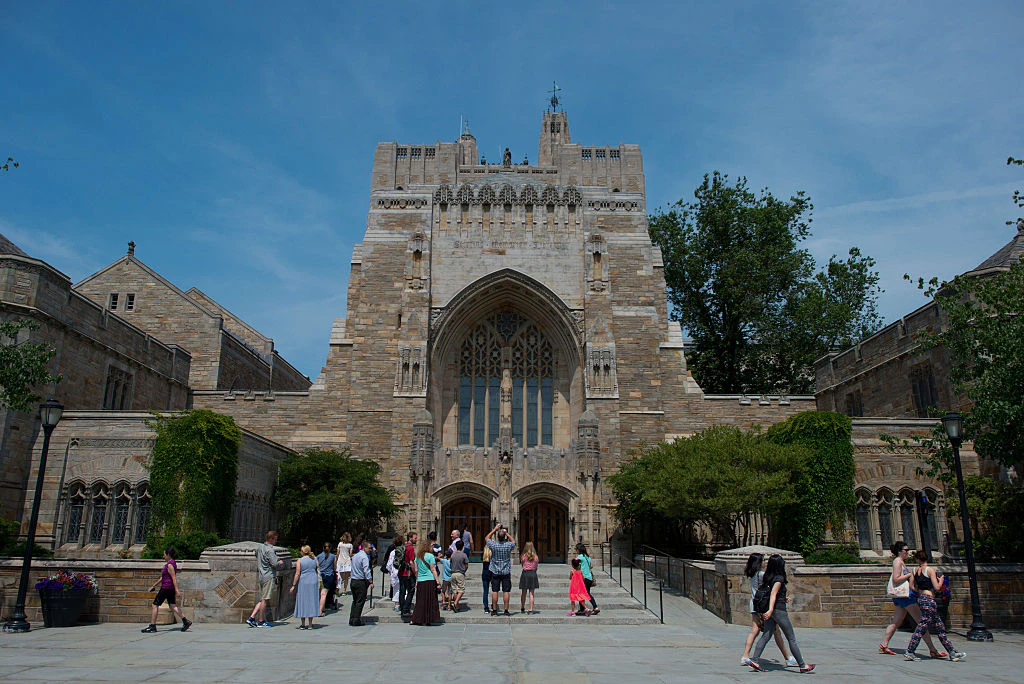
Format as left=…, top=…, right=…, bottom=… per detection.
left=338, top=564, right=352, bottom=573
left=490, top=574, right=512, bottom=593
left=450, top=572, right=466, bottom=593
left=153, top=587, right=176, bottom=606
left=892, top=596, right=916, bottom=608
left=441, top=580, right=452, bottom=594
left=258, top=579, right=274, bottom=602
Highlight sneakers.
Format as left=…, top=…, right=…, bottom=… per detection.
left=949, top=651, right=967, bottom=662
left=503, top=610, right=511, bottom=617
left=246, top=617, right=258, bottom=628
left=140, top=624, right=157, bottom=633
left=491, top=610, right=498, bottom=616
left=904, top=652, right=921, bottom=661
left=799, top=664, right=816, bottom=674
left=786, top=657, right=798, bottom=667
left=740, top=657, right=752, bottom=666
left=257, top=621, right=273, bottom=628
left=181, top=618, right=192, bottom=632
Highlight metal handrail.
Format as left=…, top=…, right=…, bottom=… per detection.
left=600, top=544, right=664, bottom=624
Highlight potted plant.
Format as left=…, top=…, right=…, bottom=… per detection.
left=35, top=570, right=96, bottom=628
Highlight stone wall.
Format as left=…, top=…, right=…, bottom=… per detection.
left=74, top=251, right=310, bottom=392
left=640, top=547, right=1024, bottom=630
left=0, top=543, right=295, bottom=625
left=17, top=412, right=294, bottom=556
left=0, top=251, right=190, bottom=519
left=814, top=299, right=964, bottom=418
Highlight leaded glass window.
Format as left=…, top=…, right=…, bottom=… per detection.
left=63, top=484, right=86, bottom=545
left=458, top=310, right=555, bottom=447
left=111, top=487, right=131, bottom=545
left=89, top=486, right=109, bottom=544
left=134, top=486, right=151, bottom=545
left=877, top=492, right=893, bottom=550
left=855, top=492, right=872, bottom=550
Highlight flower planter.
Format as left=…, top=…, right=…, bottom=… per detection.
left=38, top=589, right=88, bottom=628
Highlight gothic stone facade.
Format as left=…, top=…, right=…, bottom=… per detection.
left=192, top=111, right=816, bottom=561
left=0, top=240, right=191, bottom=519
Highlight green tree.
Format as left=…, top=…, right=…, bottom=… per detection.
left=905, top=157, right=1024, bottom=468
left=649, top=171, right=882, bottom=393
left=0, top=318, right=62, bottom=412
left=147, top=410, right=241, bottom=541
left=766, top=411, right=856, bottom=556
left=944, top=475, right=1024, bottom=562
left=608, top=426, right=806, bottom=547
left=273, top=448, right=398, bottom=547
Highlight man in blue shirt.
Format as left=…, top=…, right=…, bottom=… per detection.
left=348, top=540, right=374, bottom=626
left=484, top=523, right=517, bottom=616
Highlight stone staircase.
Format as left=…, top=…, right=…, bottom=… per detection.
left=360, top=563, right=661, bottom=625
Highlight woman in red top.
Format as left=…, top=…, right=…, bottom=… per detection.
left=519, top=542, right=540, bottom=614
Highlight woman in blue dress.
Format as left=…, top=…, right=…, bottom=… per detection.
left=290, top=545, right=321, bottom=629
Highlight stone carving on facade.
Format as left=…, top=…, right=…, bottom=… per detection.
left=406, top=232, right=429, bottom=291
left=410, top=414, right=434, bottom=480
left=376, top=197, right=428, bottom=209
left=394, top=344, right=427, bottom=397
left=435, top=181, right=582, bottom=208
left=428, top=269, right=584, bottom=355
left=586, top=234, right=609, bottom=292
left=585, top=345, right=618, bottom=399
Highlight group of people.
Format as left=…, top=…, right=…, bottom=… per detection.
left=738, top=544, right=967, bottom=673
left=138, top=526, right=605, bottom=633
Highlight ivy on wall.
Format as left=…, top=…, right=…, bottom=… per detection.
left=147, top=410, right=241, bottom=541
left=766, top=411, right=855, bottom=556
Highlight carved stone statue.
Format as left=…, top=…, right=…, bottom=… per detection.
left=503, top=147, right=512, bottom=168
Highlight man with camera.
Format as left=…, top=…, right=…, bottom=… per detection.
left=484, top=523, right=517, bottom=616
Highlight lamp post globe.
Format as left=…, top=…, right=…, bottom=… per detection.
left=941, top=411, right=993, bottom=642
left=5, top=398, right=63, bottom=633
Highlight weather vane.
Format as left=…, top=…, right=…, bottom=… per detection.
left=548, top=81, right=562, bottom=112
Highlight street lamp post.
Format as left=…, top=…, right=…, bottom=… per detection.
left=941, top=411, right=994, bottom=642
left=5, top=398, right=63, bottom=633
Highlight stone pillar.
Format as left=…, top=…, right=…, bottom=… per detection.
left=714, top=545, right=805, bottom=625
left=576, top=408, right=600, bottom=548
left=410, top=409, right=434, bottom=537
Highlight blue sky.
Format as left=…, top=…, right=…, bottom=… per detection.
left=2, top=2, right=1021, bottom=379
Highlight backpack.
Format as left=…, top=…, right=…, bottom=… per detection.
left=393, top=546, right=409, bottom=574
left=752, top=578, right=773, bottom=614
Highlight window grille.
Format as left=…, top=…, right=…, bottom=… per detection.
left=457, top=310, right=554, bottom=447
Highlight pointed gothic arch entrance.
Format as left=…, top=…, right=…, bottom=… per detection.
left=441, top=499, right=490, bottom=561
left=519, top=499, right=567, bottom=563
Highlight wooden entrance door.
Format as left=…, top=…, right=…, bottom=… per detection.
left=519, top=500, right=567, bottom=563
left=442, top=499, right=490, bottom=560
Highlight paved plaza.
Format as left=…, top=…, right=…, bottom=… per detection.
left=2, top=565, right=1021, bottom=683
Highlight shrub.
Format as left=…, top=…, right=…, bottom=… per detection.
left=0, top=517, right=54, bottom=558
left=143, top=531, right=230, bottom=560
left=804, top=543, right=863, bottom=565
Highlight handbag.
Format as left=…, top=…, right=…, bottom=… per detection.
left=886, top=576, right=910, bottom=599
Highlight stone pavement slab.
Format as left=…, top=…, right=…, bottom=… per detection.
left=1, top=578, right=1021, bottom=683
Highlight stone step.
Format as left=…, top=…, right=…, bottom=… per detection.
left=360, top=611, right=660, bottom=625
left=370, top=596, right=642, bottom=610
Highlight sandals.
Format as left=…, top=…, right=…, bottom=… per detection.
left=878, top=644, right=897, bottom=655
left=929, top=650, right=949, bottom=658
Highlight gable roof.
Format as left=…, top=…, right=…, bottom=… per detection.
left=967, top=224, right=1024, bottom=275
left=0, top=233, right=28, bottom=257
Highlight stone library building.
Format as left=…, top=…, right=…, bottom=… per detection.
left=5, top=105, right=1001, bottom=562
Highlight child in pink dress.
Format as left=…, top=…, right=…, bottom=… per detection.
left=568, top=558, right=592, bottom=616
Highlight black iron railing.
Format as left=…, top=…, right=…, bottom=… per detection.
left=599, top=544, right=664, bottom=624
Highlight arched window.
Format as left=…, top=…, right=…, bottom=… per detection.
left=111, top=484, right=132, bottom=545
left=134, top=484, right=151, bottom=545
left=855, top=490, right=872, bottom=550
left=922, top=488, right=940, bottom=551
left=898, top=490, right=917, bottom=548
left=458, top=310, right=554, bottom=447
left=63, top=482, right=87, bottom=546
left=876, top=490, right=894, bottom=550
left=89, top=484, right=110, bottom=545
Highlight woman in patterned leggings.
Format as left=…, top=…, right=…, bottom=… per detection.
left=905, top=550, right=966, bottom=662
